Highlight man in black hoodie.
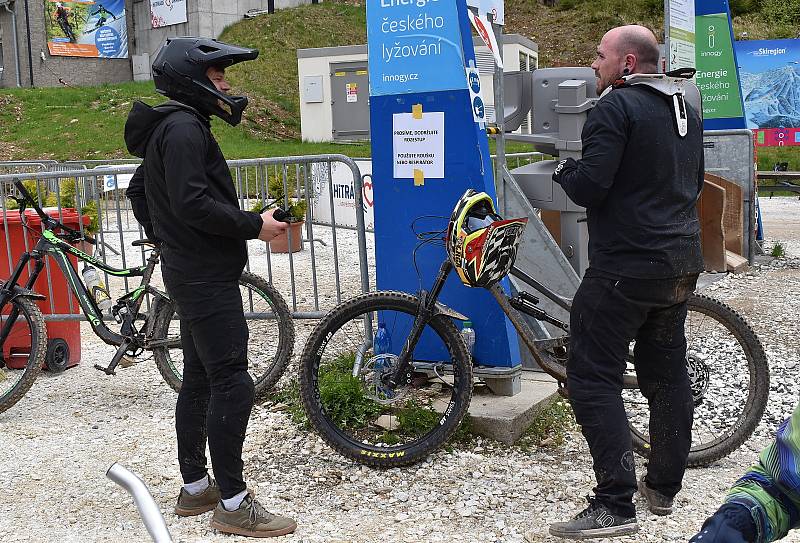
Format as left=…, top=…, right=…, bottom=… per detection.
left=547, top=25, right=705, bottom=540
left=124, top=37, right=296, bottom=538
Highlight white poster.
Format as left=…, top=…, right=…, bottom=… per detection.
left=310, top=160, right=374, bottom=230
left=666, top=0, right=696, bottom=72
left=392, top=112, right=444, bottom=180
left=150, top=0, right=187, bottom=28
left=95, top=166, right=133, bottom=192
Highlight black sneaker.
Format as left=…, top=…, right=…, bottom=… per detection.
left=549, top=497, right=639, bottom=540
left=638, top=475, right=673, bottom=516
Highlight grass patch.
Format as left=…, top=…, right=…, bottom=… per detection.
left=771, top=242, right=786, bottom=258
left=757, top=147, right=800, bottom=172
left=267, top=378, right=309, bottom=428
left=516, top=399, right=576, bottom=452
left=318, top=353, right=384, bottom=430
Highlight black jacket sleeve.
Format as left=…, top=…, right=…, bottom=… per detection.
left=126, top=165, right=157, bottom=241
left=161, top=119, right=263, bottom=239
left=552, top=97, right=629, bottom=208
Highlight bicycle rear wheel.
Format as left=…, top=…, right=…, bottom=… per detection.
left=0, top=297, right=47, bottom=413
left=298, top=291, right=473, bottom=468
left=152, top=271, right=294, bottom=398
left=624, top=293, right=769, bottom=467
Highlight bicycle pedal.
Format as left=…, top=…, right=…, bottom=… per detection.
left=118, top=356, right=137, bottom=368
left=93, top=363, right=116, bottom=376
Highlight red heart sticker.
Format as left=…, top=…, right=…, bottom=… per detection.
left=362, top=179, right=374, bottom=208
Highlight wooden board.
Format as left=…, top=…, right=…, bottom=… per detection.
left=540, top=210, right=561, bottom=246
left=705, top=172, right=744, bottom=256
left=726, top=250, right=749, bottom=273
left=697, top=180, right=727, bottom=272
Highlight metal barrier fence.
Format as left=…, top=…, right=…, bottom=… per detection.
left=0, top=155, right=370, bottom=321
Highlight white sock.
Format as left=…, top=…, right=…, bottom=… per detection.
left=222, top=490, right=248, bottom=511
left=183, top=475, right=210, bottom=496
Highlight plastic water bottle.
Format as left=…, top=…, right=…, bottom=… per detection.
left=373, top=322, right=392, bottom=355
left=460, top=320, right=476, bottom=361
left=82, top=265, right=112, bottom=317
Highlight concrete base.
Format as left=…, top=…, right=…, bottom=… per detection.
left=467, top=372, right=560, bottom=444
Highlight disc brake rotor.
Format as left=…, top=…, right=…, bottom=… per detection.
left=361, top=353, right=410, bottom=405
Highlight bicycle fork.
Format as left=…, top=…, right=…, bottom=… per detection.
left=385, top=260, right=454, bottom=389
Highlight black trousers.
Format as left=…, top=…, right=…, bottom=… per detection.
left=166, top=279, right=254, bottom=500
left=566, top=269, right=698, bottom=517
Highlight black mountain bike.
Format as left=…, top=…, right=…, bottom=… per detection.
left=0, top=180, right=294, bottom=413
left=299, top=211, right=769, bottom=468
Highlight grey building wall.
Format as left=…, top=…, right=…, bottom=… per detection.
left=0, top=0, right=317, bottom=87
left=0, top=0, right=133, bottom=88
left=133, top=0, right=316, bottom=80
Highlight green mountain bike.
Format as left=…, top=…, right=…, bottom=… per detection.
left=0, top=179, right=294, bottom=413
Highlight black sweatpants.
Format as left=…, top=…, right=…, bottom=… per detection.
left=567, top=269, right=698, bottom=517
left=167, top=279, right=254, bottom=500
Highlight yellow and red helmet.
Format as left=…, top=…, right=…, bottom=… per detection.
left=446, top=190, right=528, bottom=288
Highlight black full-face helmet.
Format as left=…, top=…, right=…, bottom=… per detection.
left=152, top=37, right=258, bottom=126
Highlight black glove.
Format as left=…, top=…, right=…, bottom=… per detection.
left=552, top=157, right=578, bottom=184
left=689, top=503, right=757, bottom=543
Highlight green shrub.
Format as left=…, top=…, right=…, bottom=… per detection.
left=762, top=0, right=800, bottom=25
left=730, top=0, right=762, bottom=16
left=771, top=242, right=786, bottom=258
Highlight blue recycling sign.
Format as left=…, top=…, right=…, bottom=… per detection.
left=367, top=0, right=467, bottom=96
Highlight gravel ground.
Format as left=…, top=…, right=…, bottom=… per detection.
left=1, top=197, right=799, bottom=543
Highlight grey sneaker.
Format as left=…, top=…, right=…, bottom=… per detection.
left=549, top=497, right=639, bottom=540
left=175, top=478, right=221, bottom=517
left=210, top=493, right=297, bottom=538
left=638, top=476, right=674, bottom=516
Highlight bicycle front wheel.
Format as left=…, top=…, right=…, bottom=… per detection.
left=298, top=291, right=473, bottom=468
left=624, top=293, right=769, bottom=467
left=152, top=271, right=295, bottom=398
left=0, top=297, right=47, bottom=414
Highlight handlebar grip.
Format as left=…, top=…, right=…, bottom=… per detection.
left=272, top=208, right=292, bottom=224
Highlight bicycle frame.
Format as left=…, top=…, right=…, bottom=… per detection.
left=386, top=257, right=639, bottom=390
left=0, top=227, right=168, bottom=351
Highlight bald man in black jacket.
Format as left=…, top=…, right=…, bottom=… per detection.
left=548, top=25, right=704, bottom=540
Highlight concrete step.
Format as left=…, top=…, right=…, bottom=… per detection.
left=467, top=372, right=560, bottom=444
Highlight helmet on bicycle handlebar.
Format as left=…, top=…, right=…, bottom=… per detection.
left=446, top=189, right=528, bottom=288
left=151, top=37, right=258, bottom=126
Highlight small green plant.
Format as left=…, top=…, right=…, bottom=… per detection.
left=41, top=179, right=100, bottom=235
left=771, top=242, right=786, bottom=258
left=516, top=399, right=576, bottom=451
left=267, top=172, right=307, bottom=222
left=317, top=353, right=382, bottom=429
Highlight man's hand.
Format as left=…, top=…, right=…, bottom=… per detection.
left=257, top=209, right=290, bottom=241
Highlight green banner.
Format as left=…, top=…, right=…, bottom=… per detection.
left=695, top=12, right=744, bottom=121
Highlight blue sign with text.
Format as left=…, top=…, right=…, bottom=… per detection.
left=367, top=0, right=467, bottom=96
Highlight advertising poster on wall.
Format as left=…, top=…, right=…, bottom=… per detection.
left=735, top=39, right=800, bottom=147
left=150, top=0, right=187, bottom=29
left=45, top=0, right=127, bottom=58
left=695, top=0, right=746, bottom=130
